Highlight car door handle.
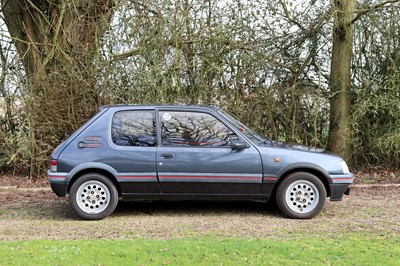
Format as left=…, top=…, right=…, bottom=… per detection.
left=160, top=153, right=174, bottom=159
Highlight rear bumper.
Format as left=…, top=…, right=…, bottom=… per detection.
left=50, top=182, right=68, bottom=197
left=48, top=170, right=68, bottom=197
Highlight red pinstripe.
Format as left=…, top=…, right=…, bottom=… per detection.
left=118, top=175, right=157, bottom=179
left=159, top=175, right=260, bottom=181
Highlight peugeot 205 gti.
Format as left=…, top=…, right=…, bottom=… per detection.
left=48, top=105, right=353, bottom=220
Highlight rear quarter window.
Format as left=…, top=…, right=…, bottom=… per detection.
left=111, top=110, right=156, bottom=146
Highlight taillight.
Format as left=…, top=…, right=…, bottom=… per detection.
left=50, top=159, right=57, bottom=172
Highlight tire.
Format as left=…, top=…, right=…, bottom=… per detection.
left=276, top=172, right=326, bottom=219
left=69, top=173, right=118, bottom=220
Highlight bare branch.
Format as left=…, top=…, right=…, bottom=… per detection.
left=278, top=0, right=306, bottom=31
left=128, top=0, right=162, bottom=18
left=110, top=48, right=141, bottom=62
left=0, top=0, right=10, bottom=12
left=351, top=0, right=400, bottom=24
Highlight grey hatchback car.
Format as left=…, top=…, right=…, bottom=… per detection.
left=48, top=105, right=353, bottom=220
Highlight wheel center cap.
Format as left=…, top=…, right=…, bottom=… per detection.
left=297, top=189, right=309, bottom=202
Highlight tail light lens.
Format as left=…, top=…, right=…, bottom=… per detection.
left=50, top=159, right=57, bottom=172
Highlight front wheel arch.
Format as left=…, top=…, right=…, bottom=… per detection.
left=273, top=168, right=331, bottom=198
left=275, top=171, right=327, bottom=219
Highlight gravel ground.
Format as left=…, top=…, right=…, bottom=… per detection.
left=0, top=186, right=399, bottom=241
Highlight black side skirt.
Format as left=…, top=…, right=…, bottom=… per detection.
left=121, top=193, right=271, bottom=202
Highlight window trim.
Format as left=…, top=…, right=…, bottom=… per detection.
left=110, top=109, right=157, bottom=148
left=156, top=109, right=239, bottom=149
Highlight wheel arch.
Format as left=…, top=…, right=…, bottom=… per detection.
left=273, top=165, right=331, bottom=198
left=66, top=164, right=121, bottom=196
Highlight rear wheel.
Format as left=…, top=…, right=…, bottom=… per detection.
left=69, top=173, right=118, bottom=220
left=276, top=172, right=326, bottom=219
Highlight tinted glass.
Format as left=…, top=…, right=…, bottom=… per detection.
left=160, top=111, right=235, bottom=147
left=112, top=111, right=156, bottom=146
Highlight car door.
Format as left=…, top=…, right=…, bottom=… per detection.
left=156, top=109, right=263, bottom=194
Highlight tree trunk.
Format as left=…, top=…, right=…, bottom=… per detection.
left=1, top=0, right=114, bottom=175
left=328, top=0, right=355, bottom=163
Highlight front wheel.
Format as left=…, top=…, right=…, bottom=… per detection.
left=69, top=173, right=118, bottom=220
left=276, top=172, right=326, bottom=219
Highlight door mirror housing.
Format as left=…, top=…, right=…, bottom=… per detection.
left=231, top=140, right=247, bottom=151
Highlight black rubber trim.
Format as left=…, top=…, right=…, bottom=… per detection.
left=329, top=183, right=350, bottom=201
left=50, top=182, right=67, bottom=197
left=121, top=193, right=270, bottom=202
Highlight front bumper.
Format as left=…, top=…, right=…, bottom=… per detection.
left=329, top=183, right=351, bottom=201
left=329, top=173, right=354, bottom=201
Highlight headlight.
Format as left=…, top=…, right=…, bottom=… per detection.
left=340, top=161, right=350, bottom=174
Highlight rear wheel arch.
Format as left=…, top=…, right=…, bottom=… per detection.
left=67, top=168, right=121, bottom=196
left=69, top=172, right=119, bottom=220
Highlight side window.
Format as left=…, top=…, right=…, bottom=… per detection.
left=112, top=111, right=156, bottom=146
left=160, top=111, right=236, bottom=147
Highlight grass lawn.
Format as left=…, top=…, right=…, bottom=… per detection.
left=0, top=234, right=399, bottom=265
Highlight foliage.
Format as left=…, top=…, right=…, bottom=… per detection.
left=100, top=0, right=333, bottom=145
left=351, top=3, right=400, bottom=167
left=0, top=235, right=399, bottom=265
left=1, top=0, right=114, bottom=175
left=0, top=0, right=400, bottom=175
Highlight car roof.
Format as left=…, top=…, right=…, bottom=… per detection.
left=100, top=104, right=220, bottom=111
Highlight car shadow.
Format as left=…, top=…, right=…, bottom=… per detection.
left=3, top=195, right=281, bottom=220
left=112, top=200, right=281, bottom=218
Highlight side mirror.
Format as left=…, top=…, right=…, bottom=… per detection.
left=231, top=140, right=247, bottom=151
